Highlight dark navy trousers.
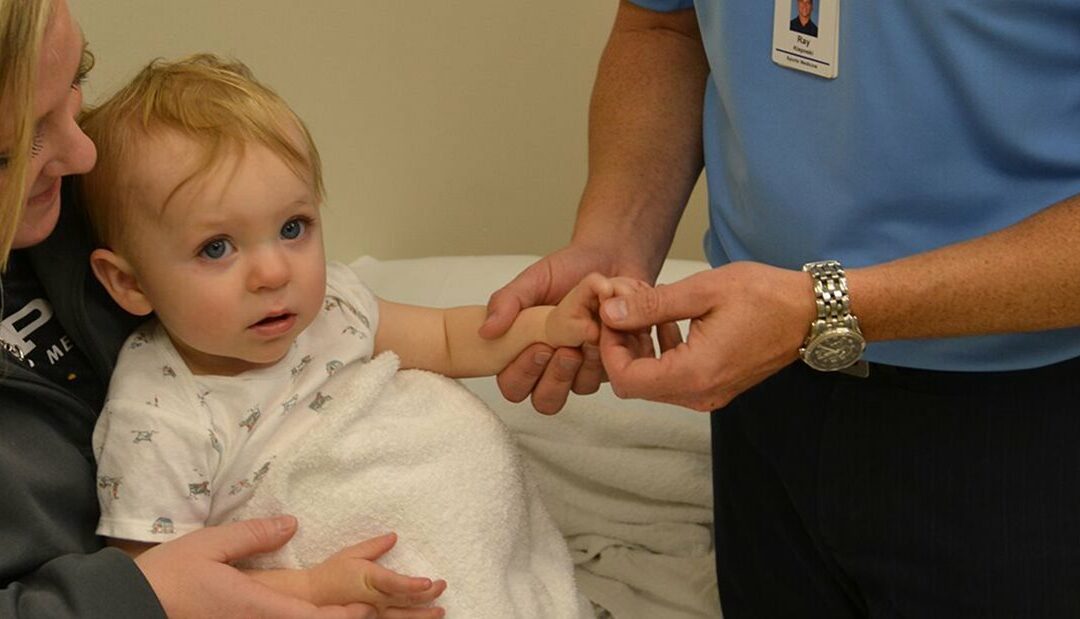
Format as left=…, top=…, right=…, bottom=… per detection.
left=712, top=356, right=1080, bottom=618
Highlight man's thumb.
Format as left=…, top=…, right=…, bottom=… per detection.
left=191, top=515, right=298, bottom=563
left=600, top=279, right=700, bottom=330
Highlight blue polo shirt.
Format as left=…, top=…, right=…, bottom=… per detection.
left=630, top=0, right=1080, bottom=371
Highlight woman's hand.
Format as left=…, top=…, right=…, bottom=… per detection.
left=135, top=515, right=377, bottom=619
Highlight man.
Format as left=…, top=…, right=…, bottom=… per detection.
left=482, top=1, right=1080, bottom=617
left=790, top=0, right=817, bottom=37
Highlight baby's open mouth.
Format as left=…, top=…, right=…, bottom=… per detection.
left=253, top=313, right=293, bottom=327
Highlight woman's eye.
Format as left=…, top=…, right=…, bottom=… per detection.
left=200, top=239, right=233, bottom=260
left=281, top=218, right=307, bottom=240
left=73, top=46, right=94, bottom=90
left=30, top=127, right=44, bottom=158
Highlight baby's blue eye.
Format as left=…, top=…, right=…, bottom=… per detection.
left=200, top=239, right=233, bottom=260
left=281, top=219, right=306, bottom=240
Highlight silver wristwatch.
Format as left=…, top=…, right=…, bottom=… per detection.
left=799, top=260, right=866, bottom=372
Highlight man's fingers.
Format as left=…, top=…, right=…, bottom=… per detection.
left=657, top=321, right=684, bottom=352
left=571, top=343, right=605, bottom=395
left=600, top=326, right=689, bottom=402
left=601, top=274, right=709, bottom=331
left=479, top=287, right=525, bottom=340
left=495, top=343, right=554, bottom=403
left=529, top=348, right=582, bottom=415
left=480, top=264, right=551, bottom=339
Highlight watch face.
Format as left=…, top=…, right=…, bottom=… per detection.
left=803, top=328, right=866, bottom=371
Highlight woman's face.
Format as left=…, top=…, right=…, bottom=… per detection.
left=1, top=0, right=96, bottom=249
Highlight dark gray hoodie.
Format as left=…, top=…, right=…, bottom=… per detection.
left=0, top=180, right=163, bottom=618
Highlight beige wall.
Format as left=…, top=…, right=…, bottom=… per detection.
left=74, top=0, right=707, bottom=263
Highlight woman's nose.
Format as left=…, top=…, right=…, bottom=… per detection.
left=40, top=118, right=96, bottom=178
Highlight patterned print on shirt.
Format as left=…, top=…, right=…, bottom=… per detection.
left=131, top=430, right=157, bottom=443
left=228, top=459, right=274, bottom=496
left=239, top=406, right=261, bottom=432
left=281, top=394, right=299, bottom=415
left=188, top=468, right=210, bottom=499
left=98, top=475, right=122, bottom=500
left=309, top=391, right=333, bottom=412
left=208, top=429, right=223, bottom=457
left=252, top=460, right=272, bottom=484
left=325, top=296, right=370, bottom=328
left=188, top=480, right=210, bottom=499
left=151, top=517, right=175, bottom=535
left=290, top=355, right=312, bottom=379
left=128, top=331, right=151, bottom=349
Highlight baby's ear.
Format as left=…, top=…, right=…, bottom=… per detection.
left=89, top=248, right=154, bottom=316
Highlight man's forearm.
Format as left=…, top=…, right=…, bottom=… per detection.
left=848, top=192, right=1080, bottom=341
left=572, top=1, right=710, bottom=281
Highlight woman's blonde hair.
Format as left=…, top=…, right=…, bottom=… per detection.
left=78, top=53, right=325, bottom=250
left=0, top=0, right=52, bottom=269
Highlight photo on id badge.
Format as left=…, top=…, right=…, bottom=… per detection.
left=772, top=0, right=839, bottom=79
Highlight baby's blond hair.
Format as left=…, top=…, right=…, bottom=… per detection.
left=79, top=53, right=324, bottom=250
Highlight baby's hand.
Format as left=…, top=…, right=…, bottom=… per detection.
left=546, top=273, right=650, bottom=347
left=308, top=532, right=446, bottom=617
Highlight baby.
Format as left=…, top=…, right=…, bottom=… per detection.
left=80, top=55, right=629, bottom=618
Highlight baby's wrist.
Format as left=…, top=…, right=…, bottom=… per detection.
left=531, top=306, right=559, bottom=344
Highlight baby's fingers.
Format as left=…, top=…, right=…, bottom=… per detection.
left=608, top=276, right=651, bottom=299
left=371, top=566, right=447, bottom=604
left=569, top=272, right=613, bottom=307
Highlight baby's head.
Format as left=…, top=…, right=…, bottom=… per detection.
left=80, top=54, right=329, bottom=375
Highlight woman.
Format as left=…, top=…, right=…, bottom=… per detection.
left=0, top=1, right=376, bottom=616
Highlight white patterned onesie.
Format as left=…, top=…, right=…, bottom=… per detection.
left=93, top=262, right=380, bottom=541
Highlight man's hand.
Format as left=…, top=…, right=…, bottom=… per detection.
left=598, top=262, right=816, bottom=411
left=134, top=515, right=377, bottom=619
left=482, top=245, right=649, bottom=414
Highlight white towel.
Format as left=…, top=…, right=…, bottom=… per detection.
left=235, top=353, right=591, bottom=618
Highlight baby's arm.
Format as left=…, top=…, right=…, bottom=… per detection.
left=108, top=533, right=446, bottom=616
left=375, top=273, right=647, bottom=377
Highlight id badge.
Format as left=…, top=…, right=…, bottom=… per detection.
left=772, top=0, right=840, bottom=79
